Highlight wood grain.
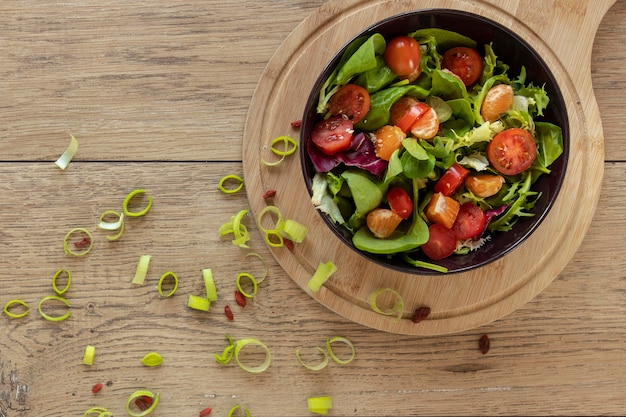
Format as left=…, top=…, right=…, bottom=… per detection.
left=0, top=0, right=625, bottom=416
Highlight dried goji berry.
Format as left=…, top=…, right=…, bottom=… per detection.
left=224, top=305, right=234, bottom=321
left=263, top=189, right=276, bottom=199
left=91, top=383, right=103, bottom=394
left=291, top=119, right=302, bottom=129
left=199, top=407, right=213, bottom=417
left=283, top=238, right=294, bottom=251
left=411, top=306, right=431, bottom=323
left=74, top=236, right=92, bottom=248
left=479, top=334, right=490, bottom=354
left=135, top=395, right=153, bottom=411
left=234, top=290, right=247, bottom=308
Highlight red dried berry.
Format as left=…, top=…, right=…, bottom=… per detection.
left=291, top=119, right=302, bottom=129
left=224, top=305, right=234, bottom=321
left=263, top=189, right=277, bottom=199
left=283, top=238, right=294, bottom=251
left=234, top=290, right=247, bottom=308
left=73, top=236, right=92, bottom=248
left=411, top=306, right=431, bottom=323
left=91, top=383, right=103, bottom=394
left=199, top=407, right=213, bottom=417
left=135, top=395, right=153, bottom=411
left=479, top=334, right=490, bottom=354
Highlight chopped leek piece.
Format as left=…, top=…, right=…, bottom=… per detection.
left=187, top=294, right=210, bottom=312
left=157, top=271, right=178, bottom=297
left=279, top=218, right=308, bottom=243
left=308, top=396, right=333, bottom=415
left=3, top=299, right=29, bottom=319
left=219, top=209, right=251, bottom=248
left=326, top=336, right=356, bottom=365
left=295, top=346, right=329, bottom=371
left=38, top=295, right=71, bottom=322
left=246, top=252, right=268, bottom=283
left=54, top=134, right=79, bottom=170
left=141, top=352, right=163, bottom=367
left=236, top=273, right=258, bottom=298
left=52, top=268, right=72, bottom=295
left=63, top=227, right=93, bottom=256
left=307, top=262, right=337, bottom=292
left=132, top=255, right=151, bottom=285
left=234, top=338, right=271, bottom=373
left=257, top=206, right=284, bottom=234
left=261, top=135, right=298, bottom=166
left=83, top=345, right=96, bottom=365
left=83, top=407, right=113, bottom=417
left=218, top=174, right=244, bottom=194
left=264, top=230, right=284, bottom=247
left=123, top=189, right=153, bottom=217
left=368, top=288, right=405, bottom=322
left=126, top=390, right=160, bottom=417
left=98, top=210, right=125, bottom=241
left=203, top=268, right=218, bottom=301
left=227, top=405, right=250, bottom=417
left=215, top=334, right=235, bottom=365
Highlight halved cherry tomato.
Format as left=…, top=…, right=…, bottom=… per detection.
left=425, top=192, right=460, bottom=229
left=327, top=84, right=371, bottom=123
left=465, top=174, right=505, bottom=198
left=487, top=128, right=537, bottom=175
left=372, top=125, right=406, bottom=161
left=390, top=97, right=429, bottom=133
left=441, top=46, right=483, bottom=86
left=387, top=187, right=413, bottom=219
left=451, top=202, right=487, bottom=240
left=311, top=115, right=354, bottom=156
left=384, top=36, right=421, bottom=80
left=433, top=163, right=470, bottom=196
left=409, top=107, right=439, bottom=140
left=421, top=223, right=457, bottom=260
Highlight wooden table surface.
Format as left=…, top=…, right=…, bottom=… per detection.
left=1, top=1, right=624, bottom=416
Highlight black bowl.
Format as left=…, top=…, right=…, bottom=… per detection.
left=300, top=9, right=569, bottom=274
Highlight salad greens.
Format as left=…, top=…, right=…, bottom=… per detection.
left=308, top=28, right=564, bottom=271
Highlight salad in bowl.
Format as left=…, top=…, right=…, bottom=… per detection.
left=301, top=10, right=567, bottom=274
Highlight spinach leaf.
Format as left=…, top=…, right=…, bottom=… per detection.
left=410, top=28, right=477, bottom=51
left=355, top=85, right=429, bottom=131
left=355, top=56, right=396, bottom=93
left=535, top=121, right=563, bottom=168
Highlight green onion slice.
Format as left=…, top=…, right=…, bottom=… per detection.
left=141, top=352, right=163, bottom=367
left=326, top=336, right=356, bottom=365
left=132, top=255, right=151, bottom=285
left=54, top=134, right=79, bottom=170
left=203, top=268, right=218, bottom=301
left=83, top=407, right=113, bottom=417
left=157, top=271, right=178, bottom=297
left=227, top=405, right=250, bottom=417
left=215, top=334, right=235, bottom=365
left=234, top=338, right=272, bottom=374
left=246, top=252, right=268, bottom=284
left=126, top=390, right=160, bottom=417
left=83, top=345, right=96, bottom=365
left=218, top=174, right=244, bottom=194
left=307, top=261, right=337, bottom=292
left=261, top=135, right=298, bottom=167
left=219, top=209, right=251, bottom=248
left=63, top=227, right=93, bottom=256
left=368, top=288, right=405, bottom=322
left=123, top=189, right=153, bottom=217
left=52, top=269, right=72, bottom=295
left=3, top=299, right=29, bottom=319
left=98, top=210, right=125, bottom=241
left=38, top=295, right=71, bottom=322
left=264, top=230, right=284, bottom=247
left=187, top=294, right=210, bottom=312
left=256, top=206, right=284, bottom=234
left=236, top=273, right=258, bottom=298
left=308, top=396, right=333, bottom=415
left=295, top=346, right=329, bottom=371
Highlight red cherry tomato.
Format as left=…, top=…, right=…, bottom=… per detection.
left=390, top=97, right=429, bottom=133
left=421, top=223, right=458, bottom=260
left=384, top=36, right=421, bottom=78
left=387, top=187, right=413, bottom=219
left=441, top=46, right=484, bottom=86
left=451, top=202, right=487, bottom=240
left=486, top=128, right=537, bottom=175
left=310, top=115, right=354, bottom=156
left=433, top=163, right=470, bottom=196
left=327, top=84, right=371, bottom=123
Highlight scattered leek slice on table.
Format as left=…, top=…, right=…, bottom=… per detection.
left=126, top=390, right=160, bottom=417
left=98, top=209, right=125, bottom=241
left=63, top=227, right=93, bottom=256
left=132, top=255, right=151, bottom=285
left=218, top=174, right=244, bottom=194
left=308, top=396, right=333, bottom=415
left=157, top=271, right=178, bottom=297
left=227, top=405, right=250, bottom=417
left=141, top=352, right=163, bottom=367
left=54, top=134, right=78, bottom=170
left=307, top=261, right=337, bottom=292
left=83, top=345, right=96, bottom=365
left=52, top=269, right=72, bottom=295
left=219, top=209, right=251, bottom=248
left=123, top=189, right=153, bottom=217
left=246, top=252, right=268, bottom=283
left=368, top=288, right=405, bottom=322
left=236, top=273, right=258, bottom=298
left=295, top=346, right=329, bottom=371
left=203, top=268, right=218, bottom=301
left=326, top=336, right=356, bottom=365
left=261, top=135, right=298, bottom=166
left=3, top=299, right=29, bottom=319
left=83, top=407, right=113, bottom=417
left=38, top=295, right=71, bottom=322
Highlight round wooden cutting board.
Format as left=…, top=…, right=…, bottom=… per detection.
left=242, top=0, right=612, bottom=335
